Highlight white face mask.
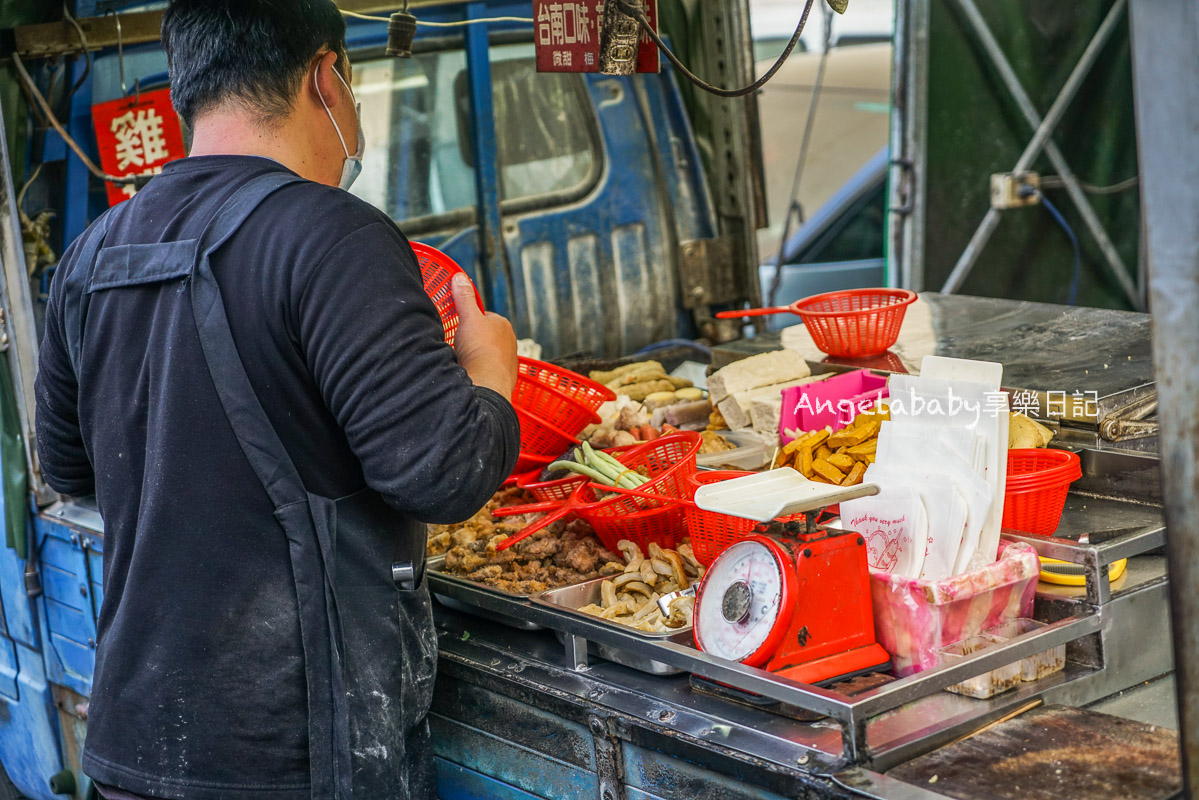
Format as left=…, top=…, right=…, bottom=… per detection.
left=315, top=66, right=364, bottom=191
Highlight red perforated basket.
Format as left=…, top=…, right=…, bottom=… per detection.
left=516, top=406, right=580, bottom=457
left=512, top=451, right=556, bottom=476
left=513, top=374, right=600, bottom=438
left=1001, top=449, right=1082, bottom=536
left=518, top=357, right=615, bottom=412
left=411, top=242, right=484, bottom=346
left=682, top=471, right=808, bottom=566
left=515, top=442, right=642, bottom=503
left=575, top=432, right=702, bottom=552
left=791, top=288, right=917, bottom=358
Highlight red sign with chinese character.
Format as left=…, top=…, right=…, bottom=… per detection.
left=92, top=88, right=186, bottom=206
left=535, top=0, right=659, bottom=73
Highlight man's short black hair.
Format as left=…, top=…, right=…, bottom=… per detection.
left=162, top=0, right=347, bottom=127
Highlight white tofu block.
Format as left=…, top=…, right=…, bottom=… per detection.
left=717, top=374, right=829, bottom=431
left=707, top=350, right=810, bottom=405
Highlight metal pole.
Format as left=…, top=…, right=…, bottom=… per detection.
left=941, top=0, right=1140, bottom=309
left=1129, top=0, right=1199, bottom=791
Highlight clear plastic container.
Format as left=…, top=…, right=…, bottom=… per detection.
left=985, top=618, right=1067, bottom=682
left=938, top=633, right=1021, bottom=699
left=697, top=429, right=768, bottom=470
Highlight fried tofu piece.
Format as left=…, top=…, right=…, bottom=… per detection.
left=827, top=453, right=856, bottom=473
left=846, top=439, right=878, bottom=460
left=828, top=420, right=881, bottom=449
left=799, top=446, right=815, bottom=478
left=816, top=444, right=834, bottom=461
left=843, top=461, right=867, bottom=486
left=812, top=458, right=846, bottom=484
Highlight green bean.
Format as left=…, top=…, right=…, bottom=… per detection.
left=547, top=461, right=612, bottom=485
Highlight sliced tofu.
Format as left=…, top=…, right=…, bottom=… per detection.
left=717, top=373, right=830, bottom=431
left=707, top=350, right=810, bottom=405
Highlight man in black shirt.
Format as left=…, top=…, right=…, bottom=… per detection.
left=34, top=1, right=520, bottom=798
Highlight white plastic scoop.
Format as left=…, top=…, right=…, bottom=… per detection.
left=693, top=467, right=880, bottom=523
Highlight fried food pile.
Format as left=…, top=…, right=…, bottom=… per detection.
left=577, top=541, right=703, bottom=633
left=428, top=488, right=623, bottom=594
left=773, top=408, right=885, bottom=486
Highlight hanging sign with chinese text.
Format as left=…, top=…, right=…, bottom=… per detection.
left=91, top=88, right=185, bottom=206
left=535, top=0, right=659, bottom=73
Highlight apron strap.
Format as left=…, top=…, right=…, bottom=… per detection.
left=188, top=173, right=353, bottom=799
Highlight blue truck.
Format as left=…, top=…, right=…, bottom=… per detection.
left=0, top=2, right=772, bottom=797
left=0, top=3, right=1180, bottom=800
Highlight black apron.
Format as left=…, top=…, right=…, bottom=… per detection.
left=65, top=173, right=436, bottom=799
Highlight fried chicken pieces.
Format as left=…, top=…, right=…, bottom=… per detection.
left=429, top=490, right=622, bottom=594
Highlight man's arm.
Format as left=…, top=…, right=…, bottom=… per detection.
left=297, top=221, right=519, bottom=524
left=35, top=265, right=96, bottom=497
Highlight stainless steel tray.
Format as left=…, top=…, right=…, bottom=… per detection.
left=533, top=577, right=695, bottom=676
left=425, top=554, right=544, bottom=631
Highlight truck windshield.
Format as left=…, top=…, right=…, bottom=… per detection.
left=350, top=43, right=599, bottom=231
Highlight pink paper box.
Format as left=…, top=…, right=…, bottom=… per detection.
left=868, top=540, right=1041, bottom=676
left=779, top=369, right=888, bottom=443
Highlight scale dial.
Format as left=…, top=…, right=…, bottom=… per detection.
left=694, top=537, right=796, bottom=667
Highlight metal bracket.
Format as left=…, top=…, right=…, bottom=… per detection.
left=888, top=158, right=914, bottom=216
left=1099, top=392, right=1158, bottom=443
left=678, top=237, right=736, bottom=309
left=588, top=713, right=628, bottom=800
left=939, top=0, right=1141, bottom=309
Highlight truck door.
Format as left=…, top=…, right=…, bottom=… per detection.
left=348, top=32, right=719, bottom=358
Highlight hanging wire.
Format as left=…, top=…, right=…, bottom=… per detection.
left=1039, top=174, right=1139, bottom=195
left=62, top=4, right=93, bottom=103
left=1039, top=193, right=1082, bottom=305
left=107, top=9, right=128, bottom=96
left=11, top=52, right=137, bottom=186
left=339, top=8, right=532, bottom=26
left=613, top=0, right=815, bottom=98
left=767, top=0, right=833, bottom=306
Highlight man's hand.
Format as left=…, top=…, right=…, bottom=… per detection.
left=452, top=273, right=518, bottom=400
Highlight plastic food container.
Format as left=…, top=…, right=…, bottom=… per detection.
left=985, top=618, right=1066, bottom=682
left=1002, top=449, right=1083, bottom=536
left=779, top=369, right=888, bottom=442
left=870, top=540, right=1041, bottom=676
left=793, top=288, right=917, bottom=358
left=696, top=430, right=769, bottom=471
left=938, top=633, right=1021, bottom=699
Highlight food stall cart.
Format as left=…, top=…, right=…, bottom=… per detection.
left=425, top=292, right=1178, bottom=800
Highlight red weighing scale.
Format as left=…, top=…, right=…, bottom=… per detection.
left=690, top=468, right=892, bottom=685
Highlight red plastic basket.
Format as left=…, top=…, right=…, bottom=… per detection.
left=515, top=442, right=642, bottom=503
left=411, top=242, right=484, bottom=346
left=682, top=471, right=807, bottom=566
left=512, top=451, right=556, bottom=476
left=791, top=288, right=917, bottom=358
left=1001, top=449, right=1082, bottom=536
left=575, top=432, right=702, bottom=552
left=517, top=406, right=581, bottom=457
left=513, top=374, right=599, bottom=438
left=518, top=357, right=615, bottom=412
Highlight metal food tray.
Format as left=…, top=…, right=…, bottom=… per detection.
left=533, top=577, right=695, bottom=676
left=426, top=554, right=545, bottom=631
